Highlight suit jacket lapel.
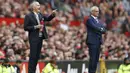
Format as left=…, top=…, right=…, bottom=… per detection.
left=90, top=16, right=97, bottom=24
left=30, top=12, right=38, bottom=25
left=90, top=16, right=102, bottom=28
left=38, top=13, right=41, bottom=21
left=38, top=13, right=45, bottom=21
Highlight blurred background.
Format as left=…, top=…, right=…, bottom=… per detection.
left=0, top=0, right=130, bottom=73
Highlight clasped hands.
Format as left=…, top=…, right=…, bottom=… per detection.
left=34, top=25, right=43, bottom=31
left=35, top=25, right=43, bottom=29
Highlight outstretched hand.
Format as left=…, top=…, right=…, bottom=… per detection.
left=52, top=9, right=57, bottom=16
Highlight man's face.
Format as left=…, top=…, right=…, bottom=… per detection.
left=125, top=59, right=130, bottom=64
left=17, top=63, right=22, bottom=67
left=92, top=8, right=99, bottom=17
left=33, top=2, right=40, bottom=12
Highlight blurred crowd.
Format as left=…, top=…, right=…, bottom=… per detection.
left=0, top=0, right=130, bottom=61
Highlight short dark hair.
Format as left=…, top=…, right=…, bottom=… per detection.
left=50, top=60, right=56, bottom=64
left=124, top=57, right=130, bottom=63
left=16, top=60, right=22, bottom=64
left=3, top=58, right=9, bottom=63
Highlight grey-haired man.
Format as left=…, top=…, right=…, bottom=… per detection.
left=24, top=1, right=56, bottom=73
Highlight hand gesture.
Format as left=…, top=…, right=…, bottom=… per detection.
left=52, top=9, right=57, bottom=16
left=35, top=25, right=43, bottom=29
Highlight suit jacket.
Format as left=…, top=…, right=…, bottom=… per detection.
left=86, top=16, right=106, bottom=44
left=24, top=12, right=55, bottom=42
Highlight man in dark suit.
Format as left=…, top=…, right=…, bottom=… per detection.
left=24, top=1, right=56, bottom=73
left=86, top=6, right=106, bottom=73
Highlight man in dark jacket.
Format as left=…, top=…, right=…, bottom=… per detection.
left=24, top=1, right=56, bottom=73
left=86, top=6, right=106, bottom=73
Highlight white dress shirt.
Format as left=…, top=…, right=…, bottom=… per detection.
left=91, top=15, right=99, bottom=23
left=34, top=12, right=40, bottom=25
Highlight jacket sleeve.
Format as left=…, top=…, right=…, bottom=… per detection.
left=87, top=19, right=106, bottom=33
left=42, top=63, right=52, bottom=73
left=24, top=14, right=36, bottom=31
left=0, top=65, right=2, bottom=73
left=10, top=66, right=15, bottom=73
left=54, top=69, right=59, bottom=73
left=118, top=65, right=123, bottom=73
left=40, top=13, right=55, bottom=21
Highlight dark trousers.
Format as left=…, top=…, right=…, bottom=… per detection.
left=87, top=43, right=101, bottom=73
left=28, top=37, right=43, bottom=73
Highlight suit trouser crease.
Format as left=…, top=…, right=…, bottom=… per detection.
left=88, top=43, right=100, bottom=73
left=28, top=38, right=43, bottom=73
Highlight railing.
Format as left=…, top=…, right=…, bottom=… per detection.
left=0, top=59, right=122, bottom=73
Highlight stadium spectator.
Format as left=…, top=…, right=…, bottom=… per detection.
left=42, top=59, right=59, bottom=73
left=13, top=60, right=22, bottom=73
left=0, top=0, right=130, bottom=61
left=118, top=57, right=130, bottom=73
left=0, top=58, right=15, bottom=73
